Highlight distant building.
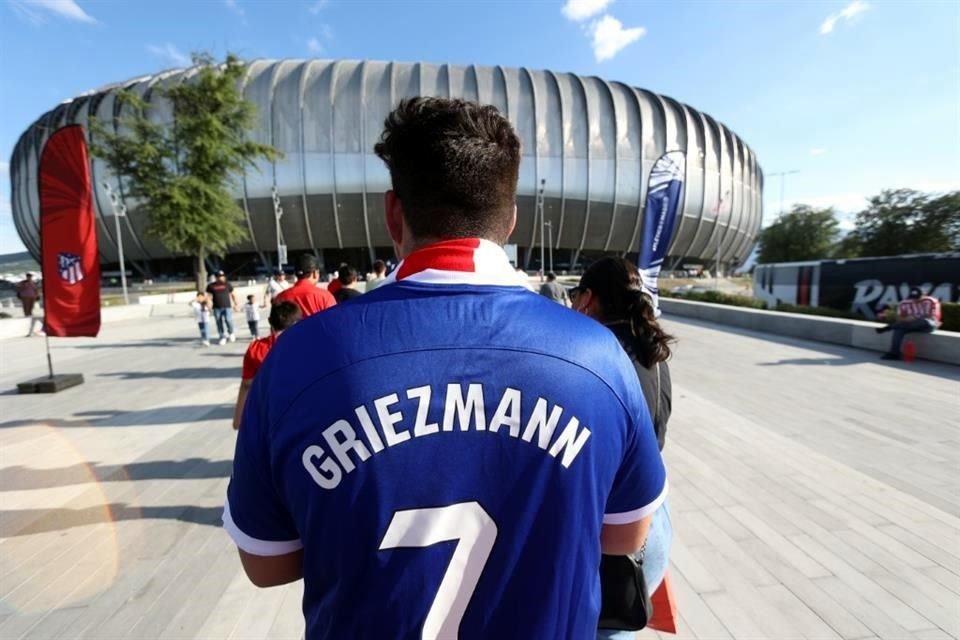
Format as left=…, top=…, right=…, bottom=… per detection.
left=10, top=60, right=763, bottom=276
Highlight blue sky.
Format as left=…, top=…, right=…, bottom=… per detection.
left=1, top=0, right=958, bottom=254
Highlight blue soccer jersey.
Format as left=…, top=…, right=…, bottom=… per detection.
left=224, top=239, right=667, bottom=639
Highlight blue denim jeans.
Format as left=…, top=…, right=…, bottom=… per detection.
left=597, top=498, right=673, bottom=639
left=213, top=307, right=234, bottom=339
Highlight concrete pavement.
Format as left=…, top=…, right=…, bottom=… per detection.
left=0, top=314, right=957, bottom=639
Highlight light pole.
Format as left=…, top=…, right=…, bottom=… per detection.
left=101, top=180, right=129, bottom=306
left=538, top=179, right=546, bottom=281
left=713, top=191, right=729, bottom=290
left=544, top=219, right=554, bottom=274
left=767, top=170, right=800, bottom=218
left=271, top=186, right=286, bottom=271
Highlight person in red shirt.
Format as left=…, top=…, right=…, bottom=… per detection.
left=275, top=254, right=336, bottom=317
left=876, top=287, right=942, bottom=360
left=233, top=301, right=302, bottom=429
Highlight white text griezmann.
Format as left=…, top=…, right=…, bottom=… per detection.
left=302, top=383, right=593, bottom=489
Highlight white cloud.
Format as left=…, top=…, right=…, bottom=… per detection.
left=307, top=0, right=329, bottom=14
left=808, top=147, right=827, bottom=156
left=590, top=15, right=645, bottom=62
left=562, top=0, right=612, bottom=22
left=10, top=0, right=96, bottom=24
left=223, top=0, right=244, bottom=16
left=820, top=0, right=869, bottom=35
left=306, top=37, right=324, bottom=54
left=147, top=43, right=192, bottom=68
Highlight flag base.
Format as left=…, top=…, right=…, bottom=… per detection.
left=17, top=373, right=84, bottom=394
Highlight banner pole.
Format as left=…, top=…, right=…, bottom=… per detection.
left=45, top=332, right=54, bottom=379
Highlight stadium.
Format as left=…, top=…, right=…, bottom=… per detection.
left=9, top=59, right=763, bottom=275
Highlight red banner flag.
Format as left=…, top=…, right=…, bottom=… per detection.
left=39, top=125, right=101, bottom=337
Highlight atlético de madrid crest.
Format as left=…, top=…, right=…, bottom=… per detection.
left=58, top=252, right=84, bottom=285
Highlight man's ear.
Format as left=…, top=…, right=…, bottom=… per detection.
left=385, top=190, right=404, bottom=251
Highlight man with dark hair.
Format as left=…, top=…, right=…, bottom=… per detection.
left=876, top=286, right=942, bottom=360
left=326, top=262, right=348, bottom=297
left=538, top=271, right=569, bottom=305
left=275, top=254, right=336, bottom=317
left=206, top=270, right=239, bottom=345
left=225, top=98, right=666, bottom=639
left=262, top=268, right=289, bottom=308
left=333, top=266, right=362, bottom=303
left=233, top=301, right=302, bottom=430
left=365, top=259, right=388, bottom=291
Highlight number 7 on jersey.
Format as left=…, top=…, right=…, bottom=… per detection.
left=379, top=501, right=498, bottom=640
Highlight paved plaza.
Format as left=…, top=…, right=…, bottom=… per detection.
left=0, top=314, right=958, bottom=639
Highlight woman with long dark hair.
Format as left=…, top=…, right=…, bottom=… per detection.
left=571, top=257, right=674, bottom=638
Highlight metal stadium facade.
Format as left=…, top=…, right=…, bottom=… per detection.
left=10, top=59, right=763, bottom=274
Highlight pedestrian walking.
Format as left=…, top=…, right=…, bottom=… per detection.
left=263, top=269, right=289, bottom=307
left=274, top=254, right=336, bottom=317
left=233, top=301, right=302, bottom=430
left=365, top=259, right=388, bottom=292
left=206, top=269, right=239, bottom=345
left=333, top=266, right=362, bottom=303
left=224, top=97, right=665, bottom=639
left=538, top=271, right=569, bottom=305
left=15, top=272, right=38, bottom=318
left=571, top=257, right=676, bottom=637
left=244, top=295, right=260, bottom=338
left=190, top=292, right=211, bottom=346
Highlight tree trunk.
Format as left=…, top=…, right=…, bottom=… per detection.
left=196, top=249, right=207, bottom=293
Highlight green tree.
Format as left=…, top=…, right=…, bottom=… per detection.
left=90, top=53, right=278, bottom=289
left=757, top=205, right=840, bottom=263
left=840, top=189, right=959, bottom=258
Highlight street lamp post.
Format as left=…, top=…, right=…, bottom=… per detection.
left=538, top=179, right=546, bottom=282
left=767, top=170, right=800, bottom=218
left=545, top=220, right=554, bottom=274
left=271, top=186, right=286, bottom=271
left=101, top=180, right=129, bottom=306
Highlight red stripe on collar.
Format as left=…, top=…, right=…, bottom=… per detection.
left=395, top=238, right=483, bottom=280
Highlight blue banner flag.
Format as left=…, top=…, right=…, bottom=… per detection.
left=638, top=150, right=686, bottom=314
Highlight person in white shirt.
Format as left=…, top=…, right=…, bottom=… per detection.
left=365, top=259, right=388, bottom=292
left=244, top=295, right=261, bottom=338
left=190, top=292, right=212, bottom=346
left=262, top=269, right=290, bottom=307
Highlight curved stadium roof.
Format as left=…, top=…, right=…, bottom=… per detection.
left=10, top=59, right=763, bottom=269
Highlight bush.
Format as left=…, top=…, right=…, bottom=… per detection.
left=0, top=311, right=11, bottom=319
left=665, top=289, right=767, bottom=309
left=942, top=303, right=960, bottom=333
left=773, top=304, right=865, bottom=320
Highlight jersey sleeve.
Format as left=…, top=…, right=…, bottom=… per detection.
left=603, top=388, right=668, bottom=525
left=223, top=363, right=302, bottom=556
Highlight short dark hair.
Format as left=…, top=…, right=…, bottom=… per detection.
left=269, top=301, right=302, bottom=332
left=246, top=294, right=254, bottom=301
left=373, top=259, right=386, bottom=274
left=546, top=272, right=557, bottom=281
left=374, top=97, right=521, bottom=243
left=296, top=254, right=319, bottom=277
left=338, top=265, right=358, bottom=285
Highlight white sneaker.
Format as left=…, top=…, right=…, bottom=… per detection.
left=228, top=334, right=237, bottom=343
left=201, top=340, right=210, bottom=347
left=218, top=337, right=227, bottom=346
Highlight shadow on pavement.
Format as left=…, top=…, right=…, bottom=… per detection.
left=67, top=337, right=200, bottom=350
left=100, top=367, right=238, bottom=380
left=0, top=403, right=233, bottom=429
left=0, top=504, right=224, bottom=537
left=667, top=316, right=960, bottom=382
left=0, top=458, right=233, bottom=490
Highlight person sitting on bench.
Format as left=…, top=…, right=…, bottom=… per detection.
left=876, top=287, right=941, bottom=360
